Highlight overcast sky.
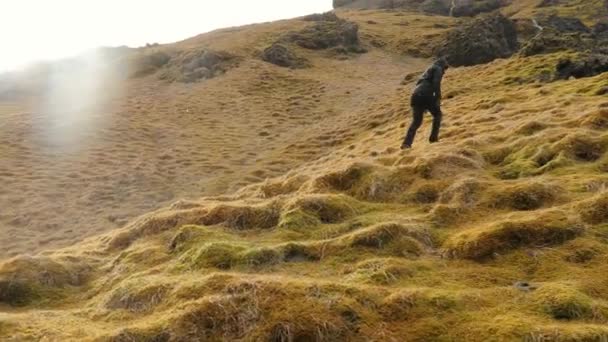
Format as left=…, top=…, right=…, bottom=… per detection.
left=0, top=0, right=332, bottom=71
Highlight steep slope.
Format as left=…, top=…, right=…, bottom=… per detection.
left=1, top=2, right=608, bottom=341
left=0, top=16, right=438, bottom=258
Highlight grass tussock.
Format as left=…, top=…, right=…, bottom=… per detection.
left=107, top=208, right=209, bottom=251
left=430, top=204, right=472, bottom=227
left=533, top=283, right=594, bottom=320
left=250, top=175, right=309, bottom=199
left=109, top=201, right=279, bottom=250
left=312, top=162, right=374, bottom=193
left=415, top=153, right=483, bottom=179
left=200, top=202, right=281, bottom=230
left=344, top=258, right=417, bottom=285
left=443, top=211, right=584, bottom=260
left=581, top=109, right=608, bottom=130
left=279, top=194, right=361, bottom=230
left=490, top=181, right=561, bottom=211
left=578, top=192, right=608, bottom=224
left=0, top=256, right=89, bottom=306
left=180, top=242, right=246, bottom=270
left=380, top=288, right=461, bottom=321
left=105, top=281, right=172, bottom=313
left=347, top=222, right=433, bottom=252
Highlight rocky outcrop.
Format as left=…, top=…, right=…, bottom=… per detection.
left=538, top=15, right=589, bottom=33
left=281, top=15, right=367, bottom=57
left=437, top=13, right=518, bottom=67
left=333, top=0, right=506, bottom=17
left=158, top=49, right=239, bottom=83
left=520, top=16, right=608, bottom=57
left=520, top=30, right=594, bottom=57
left=284, top=20, right=361, bottom=50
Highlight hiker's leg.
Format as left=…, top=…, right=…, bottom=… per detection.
left=403, top=105, right=425, bottom=147
left=429, top=103, right=443, bottom=143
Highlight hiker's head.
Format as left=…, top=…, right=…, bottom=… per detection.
left=435, top=57, right=449, bottom=70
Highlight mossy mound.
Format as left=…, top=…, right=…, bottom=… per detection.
left=443, top=212, right=584, bottom=260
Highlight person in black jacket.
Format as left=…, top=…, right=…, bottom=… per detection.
left=402, top=57, right=449, bottom=149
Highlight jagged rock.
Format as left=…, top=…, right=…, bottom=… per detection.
left=283, top=19, right=362, bottom=51
left=437, top=13, right=518, bottom=67
left=261, top=44, right=309, bottom=68
left=555, top=54, right=608, bottom=80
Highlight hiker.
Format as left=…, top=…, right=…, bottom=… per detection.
left=402, top=57, right=449, bottom=149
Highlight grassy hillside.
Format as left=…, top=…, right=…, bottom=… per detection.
left=1, top=1, right=608, bottom=341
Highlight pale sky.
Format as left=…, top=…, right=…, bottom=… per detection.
left=0, top=0, right=332, bottom=72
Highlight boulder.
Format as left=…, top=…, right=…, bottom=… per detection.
left=555, top=54, right=608, bottom=80
left=261, top=44, right=309, bottom=68
left=437, top=13, right=518, bottom=66
left=157, top=49, right=238, bottom=83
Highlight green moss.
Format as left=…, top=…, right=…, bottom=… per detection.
left=181, top=243, right=245, bottom=269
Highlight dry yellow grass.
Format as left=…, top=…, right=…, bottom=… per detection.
left=1, top=2, right=608, bottom=341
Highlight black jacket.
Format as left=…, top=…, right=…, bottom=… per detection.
left=411, top=61, right=446, bottom=103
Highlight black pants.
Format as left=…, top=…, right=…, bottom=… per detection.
left=403, top=98, right=442, bottom=147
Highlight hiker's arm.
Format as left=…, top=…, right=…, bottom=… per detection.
left=432, top=66, right=443, bottom=101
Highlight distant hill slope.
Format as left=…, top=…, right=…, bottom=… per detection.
left=0, top=1, right=608, bottom=340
